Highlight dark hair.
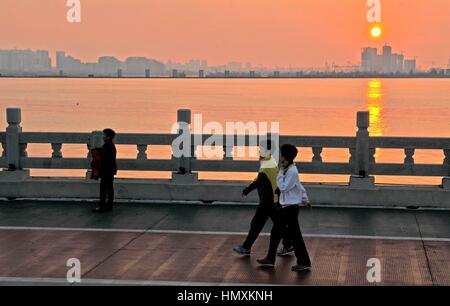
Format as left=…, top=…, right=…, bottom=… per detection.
left=103, top=128, right=116, bottom=139
left=280, top=144, right=298, bottom=162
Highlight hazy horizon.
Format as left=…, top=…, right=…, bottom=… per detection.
left=0, top=0, right=449, bottom=68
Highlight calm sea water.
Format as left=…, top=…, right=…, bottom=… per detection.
left=0, top=78, right=449, bottom=184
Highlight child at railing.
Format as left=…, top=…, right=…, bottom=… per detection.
left=88, top=128, right=118, bottom=213
left=257, top=144, right=312, bottom=272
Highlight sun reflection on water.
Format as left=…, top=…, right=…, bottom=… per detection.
left=366, top=80, right=385, bottom=159
left=366, top=80, right=384, bottom=137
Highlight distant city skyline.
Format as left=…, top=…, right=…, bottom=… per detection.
left=1, top=43, right=448, bottom=73
left=1, top=45, right=449, bottom=78
left=0, top=1, right=449, bottom=69
left=1, top=43, right=446, bottom=72
left=0, top=47, right=366, bottom=72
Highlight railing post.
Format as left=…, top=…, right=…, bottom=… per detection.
left=356, top=111, right=370, bottom=175
left=171, top=109, right=197, bottom=183
left=5, top=108, right=21, bottom=170
left=85, top=131, right=104, bottom=179
left=0, top=108, right=30, bottom=180
left=349, top=111, right=374, bottom=188
left=177, top=109, right=191, bottom=173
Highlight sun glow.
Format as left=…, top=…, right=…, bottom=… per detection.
left=370, top=26, right=382, bottom=38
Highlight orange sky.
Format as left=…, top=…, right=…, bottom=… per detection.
left=0, top=0, right=449, bottom=68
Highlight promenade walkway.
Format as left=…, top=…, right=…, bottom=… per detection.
left=0, top=200, right=449, bottom=286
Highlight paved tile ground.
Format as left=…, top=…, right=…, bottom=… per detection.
left=0, top=200, right=448, bottom=285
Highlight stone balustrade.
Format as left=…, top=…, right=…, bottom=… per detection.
left=0, top=107, right=449, bottom=189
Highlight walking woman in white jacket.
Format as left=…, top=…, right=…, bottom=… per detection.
left=257, top=144, right=312, bottom=272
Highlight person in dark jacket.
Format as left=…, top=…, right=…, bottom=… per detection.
left=92, top=128, right=117, bottom=213
left=233, top=140, right=293, bottom=256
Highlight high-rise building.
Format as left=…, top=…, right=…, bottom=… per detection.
left=55, top=52, right=165, bottom=76
left=381, top=45, right=393, bottom=73
left=227, top=61, right=242, bottom=71
left=125, top=57, right=151, bottom=75
left=404, top=59, right=416, bottom=73
left=392, top=54, right=404, bottom=73
left=382, top=45, right=392, bottom=56
left=361, top=45, right=415, bottom=74
left=56, top=51, right=66, bottom=69
left=125, top=57, right=165, bottom=76
left=56, top=51, right=84, bottom=73
left=0, top=49, right=51, bottom=73
left=98, top=56, right=121, bottom=74
left=361, top=47, right=378, bottom=72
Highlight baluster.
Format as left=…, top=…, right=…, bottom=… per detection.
left=443, top=149, right=450, bottom=190
left=223, top=134, right=235, bottom=160
left=312, top=147, right=323, bottom=163
left=137, top=144, right=148, bottom=160
left=444, top=149, right=450, bottom=166
left=51, top=143, right=62, bottom=158
left=404, top=147, right=415, bottom=164
left=19, top=143, right=28, bottom=157
left=86, top=146, right=92, bottom=159
left=349, top=148, right=355, bottom=164
left=191, top=144, right=197, bottom=160
left=369, top=148, right=376, bottom=164
left=223, top=145, right=234, bottom=160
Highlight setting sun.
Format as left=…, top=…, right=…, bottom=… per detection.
left=371, top=26, right=382, bottom=38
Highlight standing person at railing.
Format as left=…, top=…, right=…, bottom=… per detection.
left=91, top=128, right=118, bottom=213
left=257, top=144, right=312, bottom=272
left=233, top=139, right=293, bottom=257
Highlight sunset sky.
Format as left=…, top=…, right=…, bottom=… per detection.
left=0, top=0, right=449, bottom=68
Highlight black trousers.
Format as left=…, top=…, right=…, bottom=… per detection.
left=267, top=205, right=311, bottom=266
left=242, top=203, right=291, bottom=250
left=100, top=175, right=114, bottom=208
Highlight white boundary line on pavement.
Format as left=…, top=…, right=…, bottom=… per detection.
left=3, top=197, right=450, bottom=211
left=0, top=277, right=278, bottom=286
left=0, top=226, right=449, bottom=242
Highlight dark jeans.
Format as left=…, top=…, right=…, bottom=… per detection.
left=100, top=175, right=114, bottom=208
left=242, top=203, right=291, bottom=250
left=267, top=205, right=311, bottom=266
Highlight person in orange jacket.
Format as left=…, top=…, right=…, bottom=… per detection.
left=90, top=147, right=102, bottom=180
